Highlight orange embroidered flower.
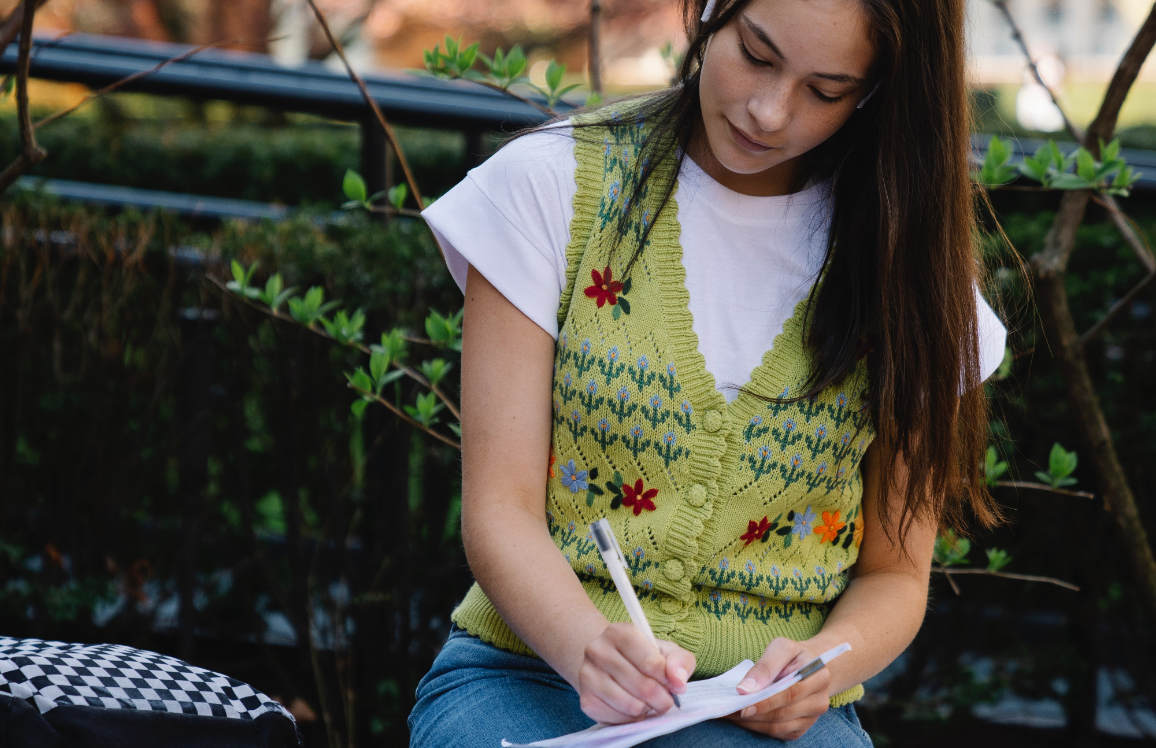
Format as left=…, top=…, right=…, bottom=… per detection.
left=740, top=516, right=771, bottom=546
left=583, top=265, right=624, bottom=308
left=813, top=510, right=846, bottom=544
left=548, top=450, right=556, bottom=478
left=853, top=521, right=864, bottom=548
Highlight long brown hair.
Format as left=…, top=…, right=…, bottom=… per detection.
left=516, top=0, right=1000, bottom=540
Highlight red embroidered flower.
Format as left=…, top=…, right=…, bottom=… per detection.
left=620, top=479, right=658, bottom=515
left=740, top=516, right=771, bottom=546
left=583, top=265, right=624, bottom=308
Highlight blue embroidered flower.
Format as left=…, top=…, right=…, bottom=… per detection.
left=792, top=506, right=816, bottom=537
left=617, top=387, right=630, bottom=402
left=770, top=565, right=781, bottom=577
left=792, top=567, right=802, bottom=578
left=598, top=418, right=610, bottom=432
left=581, top=338, right=592, bottom=354
left=709, top=589, right=721, bottom=602
left=784, top=419, right=796, bottom=432
left=559, top=460, right=588, bottom=493
left=836, top=466, right=846, bottom=479
left=815, top=566, right=826, bottom=576
left=842, top=432, right=852, bottom=446
left=663, top=431, right=677, bottom=445
left=681, top=400, right=692, bottom=414
left=637, top=356, right=649, bottom=370
left=630, top=424, right=643, bottom=438
left=560, top=332, right=568, bottom=349
left=815, top=425, right=828, bottom=440
left=587, top=380, right=598, bottom=395
left=740, top=594, right=749, bottom=606
left=750, top=415, right=762, bottom=426
left=815, top=462, right=827, bottom=475
left=649, top=394, right=662, bottom=409
left=642, top=209, right=651, bottom=227
left=603, top=139, right=611, bottom=156
left=745, top=560, right=756, bottom=574
left=563, top=372, right=572, bottom=388
left=667, top=362, right=676, bottom=376
left=608, top=346, right=619, bottom=362
left=757, top=445, right=771, bottom=459
left=633, top=547, right=645, bottom=559
left=790, top=454, right=803, bottom=468
left=780, top=386, right=790, bottom=398
left=758, top=596, right=767, bottom=608
left=571, top=410, right=581, bottom=424
left=586, top=563, right=596, bottom=574
left=641, top=579, right=653, bottom=590
left=567, top=521, right=576, bottom=532
left=837, top=392, right=848, bottom=408
left=609, top=180, right=621, bottom=202
left=719, top=558, right=729, bottom=570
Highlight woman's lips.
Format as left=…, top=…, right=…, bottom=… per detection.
left=727, top=120, right=773, bottom=153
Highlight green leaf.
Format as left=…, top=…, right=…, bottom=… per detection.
left=1050, top=173, right=1093, bottom=190
left=1075, top=148, right=1097, bottom=182
left=388, top=183, right=408, bottom=211
left=1047, top=442, right=1078, bottom=484
left=343, top=169, right=368, bottom=204
left=0, top=76, right=14, bottom=99
left=1101, top=137, right=1120, bottom=162
left=369, top=349, right=390, bottom=385
left=506, top=45, right=526, bottom=77
left=347, top=367, right=374, bottom=393
left=985, top=548, right=1012, bottom=573
left=586, top=91, right=604, bottom=107
left=933, top=530, right=971, bottom=567
left=458, top=42, right=479, bottom=71
left=545, top=60, right=565, bottom=91
left=231, top=259, right=246, bottom=286
left=984, top=446, right=1009, bottom=488
left=351, top=399, right=369, bottom=417
left=612, top=304, right=622, bottom=321
left=618, top=297, right=631, bottom=315
left=621, top=277, right=632, bottom=295
left=448, top=422, right=462, bottom=437
left=421, top=358, right=453, bottom=388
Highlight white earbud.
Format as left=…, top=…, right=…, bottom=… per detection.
left=701, top=0, right=717, bottom=22
left=856, top=81, right=880, bottom=109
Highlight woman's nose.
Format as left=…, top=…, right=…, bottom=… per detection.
left=748, top=82, right=792, bottom=134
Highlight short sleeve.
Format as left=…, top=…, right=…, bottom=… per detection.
left=421, top=124, right=577, bottom=339
left=976, top=287, right=1007, bottom=383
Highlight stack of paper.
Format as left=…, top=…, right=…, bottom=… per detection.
left=501, top=644, right=849, bottom=748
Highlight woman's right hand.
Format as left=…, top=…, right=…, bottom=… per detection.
left=577, top=623, right=697, bottom=724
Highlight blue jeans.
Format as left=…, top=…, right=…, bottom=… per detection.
left=409, top=627, right=873, bottom=748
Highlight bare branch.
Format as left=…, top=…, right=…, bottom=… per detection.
left=1085, top=1, right=1156, bottom=152
left=0, top=0, right=48, bottom=57
left=589, top=0, right=603, bottom=95
left=0, top=0, right=47, bottom=195
left=1078, top=270, right=1156, bottom=347
left=993, top=480, right=1095, bottom=500
left=305, top=0, right=429, bottom=226
left=1098, top=195, right=1156, bottom=274
left=933, top=566, right=1080, bottom=592
left=989, top=0, right=1082, bottom=142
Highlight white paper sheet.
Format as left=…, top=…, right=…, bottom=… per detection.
left=500, top=645, right=849, bottom=748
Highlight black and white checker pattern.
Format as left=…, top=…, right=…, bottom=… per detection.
left=0, top=637, right=294, bottom=721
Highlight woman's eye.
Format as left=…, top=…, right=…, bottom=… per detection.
left=811, top=89, right=847, bottom=104
left=739, top=40, right=770, bottom=67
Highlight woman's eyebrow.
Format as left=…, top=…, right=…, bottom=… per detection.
left=740, top=15, right=867, bottom=86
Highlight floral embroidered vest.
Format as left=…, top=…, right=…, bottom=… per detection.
left=450, top=106, right=875, bottom=705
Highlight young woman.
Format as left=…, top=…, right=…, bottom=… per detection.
left=408, top=0, right=1006, bottom=745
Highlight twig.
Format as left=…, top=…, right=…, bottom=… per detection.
left=32, top=36, right=284, bottom=131
left=305, top=525, right=341, bottom=748
left=1093, top=194, right=1156, bottom=274
left=1077, top=269, right=1156, bottom=347
left=942, top=569, right=962, bottom=596
left=465, top=78, right=553, bottom=115
left=589, top=0, right=603, bottom=95
left=989, top=0, right=1083, bottom=143
left=0, top=0, right=47, bottom=55
left=207, top=275, right=462, bottom=443
left=305, top=0, right=428, bottom=219
left=993, top=480, right=1095, bottom=499
left=0, top=0, right=46, bottom=195
left=933, top=565, right=1080, bottom=592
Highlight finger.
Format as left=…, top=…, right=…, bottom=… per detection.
left=656, top=640, right=696, bottom=693
left=736, top=637, right=805, bottom=694
left=741, top=668, right=831, bottom=719
left=586, top=637, right=675, bottom=714
left=605, top=625, right=671, bottom=685
left=579, top=666, right=652, bottom=722
left=745, top=689, right=830, bottom=724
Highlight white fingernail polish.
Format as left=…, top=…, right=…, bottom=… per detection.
left=736, top=678, right=755, bottom=693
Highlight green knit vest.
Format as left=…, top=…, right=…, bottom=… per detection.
left=451, top=106, right=875, bottom=706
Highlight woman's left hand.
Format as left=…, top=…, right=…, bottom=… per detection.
left=722, top=637, right=830, bottom=740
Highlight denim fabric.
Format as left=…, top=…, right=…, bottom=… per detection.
left=409, top=627, right=873, bottom=748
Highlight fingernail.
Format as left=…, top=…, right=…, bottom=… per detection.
left=676, top=667, right=689, bottom=684
left=736, top=678, right=756, bottom=693
left=741, top=706, right=756, bottom=718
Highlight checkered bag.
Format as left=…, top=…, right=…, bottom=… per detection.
left=0, top=637, right=294, bottom=723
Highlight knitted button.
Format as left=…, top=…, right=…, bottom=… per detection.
left=703, top=409, right=723, bottom=432
left=660, top=598, right=683, bottom=615
left=663, top=559, right=685, bottom=581
left=685, top=484, right=707, bottom=507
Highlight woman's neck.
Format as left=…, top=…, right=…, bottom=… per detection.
left=684, top=113, right=808, bottom=197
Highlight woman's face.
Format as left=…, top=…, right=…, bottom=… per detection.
left=695, top=0, right=876, bottom=194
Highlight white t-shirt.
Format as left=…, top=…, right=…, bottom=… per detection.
left=422, top=125, right=1007, bottom=402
